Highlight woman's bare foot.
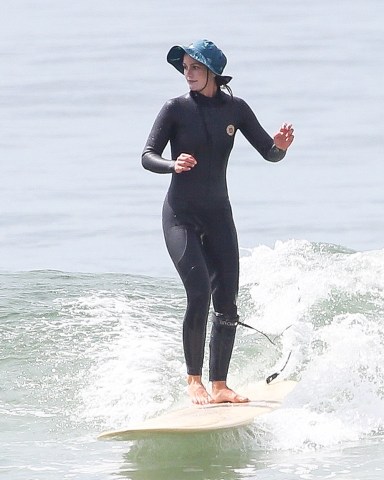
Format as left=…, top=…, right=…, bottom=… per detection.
left=211, top=381, right=249, bottom=404
left=187, top=375, right=211, bottom=405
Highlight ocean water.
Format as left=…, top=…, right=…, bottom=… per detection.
left=1, top=0, right=384, bottom=479
left=1, top=243, right=384, bottom=479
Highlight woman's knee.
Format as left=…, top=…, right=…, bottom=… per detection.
left=182, top=265, right=211, bottom=325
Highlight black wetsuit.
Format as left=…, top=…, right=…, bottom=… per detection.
left=142, top=89, right=285, bottom=381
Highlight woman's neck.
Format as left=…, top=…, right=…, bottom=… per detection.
left=198, top=83, right=218, bottom=97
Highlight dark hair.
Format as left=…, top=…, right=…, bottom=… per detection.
left=216, top=77, right=233, bottom=98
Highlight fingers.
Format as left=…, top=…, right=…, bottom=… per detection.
left=274, top=123, right=295, bottom=150
left=280, top=123, right=294, bottom=135
left=174, top=153, right=197, bottom=173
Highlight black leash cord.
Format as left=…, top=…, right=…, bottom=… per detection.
left=237, top=320, right=278, bottom=345
left=265, top=350, right=292, bottom=384
left=237, top=320, right=293, bottom=384
left=237, top=321, right=292, bottom=346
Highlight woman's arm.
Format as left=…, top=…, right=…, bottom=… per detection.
left=237, top=98, right=293, bottom=162
left=141, top=101, right=176, bottom=174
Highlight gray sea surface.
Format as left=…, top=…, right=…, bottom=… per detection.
left=1, top=0, right=383, bottom=277
left=1, top=0, right=384, bottom=479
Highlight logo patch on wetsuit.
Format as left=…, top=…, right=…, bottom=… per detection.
left=226, top=124, right=235, bottom=136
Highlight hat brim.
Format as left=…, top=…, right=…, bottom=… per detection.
left=167, top=45, right=232, bottom=84
left=166, top=45, right=186, bottom=74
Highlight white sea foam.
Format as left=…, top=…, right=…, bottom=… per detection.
left=73, top=281, right=186, bottom=429
left=239, top=240, right=384, bottom=450
left=72, top=240, right=384, bottom=451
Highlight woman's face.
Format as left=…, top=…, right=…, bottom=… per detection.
left=182, top=54, right=216, bottom=94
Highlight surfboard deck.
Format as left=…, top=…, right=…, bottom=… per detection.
left=98, top=380, right=297, bottom=441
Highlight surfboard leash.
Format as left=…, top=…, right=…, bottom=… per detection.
left=237, top=320, right=292, bottom=346
left=237, top=320, right=293, bottom=384
left=265, top=350, right=292, bottom=384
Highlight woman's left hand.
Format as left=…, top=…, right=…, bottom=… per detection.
left=274, top=123, right=294, bottom=150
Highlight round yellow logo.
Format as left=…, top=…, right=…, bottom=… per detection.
left=226, top=124, right=235, bottom=136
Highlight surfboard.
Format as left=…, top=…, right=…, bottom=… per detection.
left=98, top=379, right=297, bottom=440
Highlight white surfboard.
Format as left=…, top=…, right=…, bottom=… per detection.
left=98, top=380, right=297, bottom=440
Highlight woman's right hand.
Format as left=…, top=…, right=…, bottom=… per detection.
left=174, top=153, right=197, bottom=173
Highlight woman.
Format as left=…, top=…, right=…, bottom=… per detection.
left=142, top=39, right=294, bottom=405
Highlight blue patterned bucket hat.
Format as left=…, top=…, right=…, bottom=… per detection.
left=167, top=39, right=232, bottom=85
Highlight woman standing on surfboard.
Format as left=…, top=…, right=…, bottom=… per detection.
left=142, top=39, right=294, bottom=405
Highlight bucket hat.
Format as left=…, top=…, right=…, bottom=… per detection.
left=167, top=39, right=232, bottom=85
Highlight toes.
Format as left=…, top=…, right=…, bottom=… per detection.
left=211, top=389, right=249, bottom=404
left=188, top=384, right=210, bottom=405
left=234, top=394, right=249, bottom=403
